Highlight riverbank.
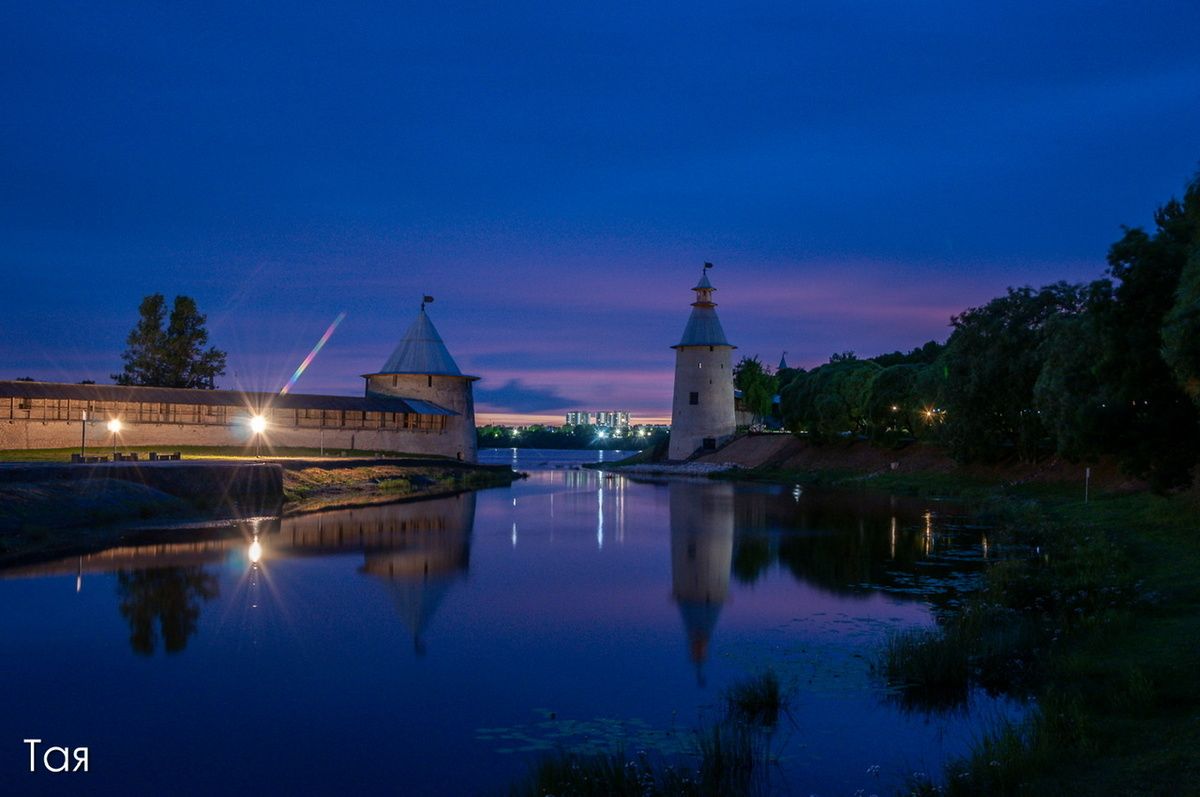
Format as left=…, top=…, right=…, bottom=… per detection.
left=697, top=436, right=1199, bottom=793
left=916, top=485, right=1200, bottom=794
left=605, top=435, right=1200, bottom=793
left=0, top=451, right=520, bottom=565
left=599, top=434, right=1145, bottom=497
left=280, top=458, right=521, bottom=514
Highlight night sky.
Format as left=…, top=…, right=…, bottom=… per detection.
left=3, top=2, right=1198, bottom=424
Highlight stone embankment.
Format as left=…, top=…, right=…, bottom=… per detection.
left=0, top=460, right=283, bottom=531
left=0, top=456, right=520, bottom=564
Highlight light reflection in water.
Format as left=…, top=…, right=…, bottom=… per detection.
left=597, top=483, right=604, bottom=550
left=0, top=460, right=1008, bottom=796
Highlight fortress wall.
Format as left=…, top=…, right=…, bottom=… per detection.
left=0, top=418, right=464, bottom=458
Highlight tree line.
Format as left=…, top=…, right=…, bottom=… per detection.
left=736, top=172, right=1200, bottom=490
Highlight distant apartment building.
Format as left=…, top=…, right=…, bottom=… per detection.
left=594, top=411, right=631, bottom=429
left=564, top=410, right=631, bottom=429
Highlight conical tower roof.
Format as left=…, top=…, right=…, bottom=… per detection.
left=674, top=267, right=734, bottom=349
left=378, top=308, right=463, bottom=376
left=778, top=351, right=789, bottom=370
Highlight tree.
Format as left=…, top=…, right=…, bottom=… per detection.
left=1032, top=301, right=1110, bottom=462
left=733, top=356, right=777, bottom=426
left=114, top=294, right=227, bottom=389
left=941, top=283, right=1087, bottom=462
left=865, top=364, right=921, bottom=439
left=1092, top=174, right=1200, bottom=488
left=1161, top=176, right=1200, bottom=409
left=781, top=359, right=880, bottom=439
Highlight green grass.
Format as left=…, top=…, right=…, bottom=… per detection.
left=723, top=670, right=784, bottom=727
left=711, top=464, right=1002, bottom=499
left=886, top=487, right=1200, bottom=794
left=879, top=626, right=971, bottom=710
left=280, top=463, right=519, bottom=512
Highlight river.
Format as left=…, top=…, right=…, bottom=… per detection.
left=0, top=448, right=1018, bottom=794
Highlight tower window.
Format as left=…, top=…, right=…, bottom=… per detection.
left=427, top=375, right=433, bottom=387
left=698, top=362, right=702, bottom=369
left=392, top=375, right=398, bottom=386
left=689, top=392, right=699, bottom=405
left=709, top=346, right=714, bottom=352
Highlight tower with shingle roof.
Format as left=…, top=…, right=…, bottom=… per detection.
left=668, top=265, right=737, bottom=460
left=363, top=298, right=479, bottom=462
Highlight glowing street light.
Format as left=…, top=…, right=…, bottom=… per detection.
left=107, top=418, right=122, bottom=457
left=250, top=415, right=267, bottom=457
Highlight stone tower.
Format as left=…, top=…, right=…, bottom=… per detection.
left=668, top=266, right=736, bottom=460
left=363, top=300, right=479, bottom=462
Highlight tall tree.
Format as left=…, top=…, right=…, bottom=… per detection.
left=114, top=294, right=227, bottom=389
left=941, top=283, right=1087, bottom=462
left=1093, top=174, right=1200, bottom=488
left=1161, top=176, right=1200, bottom=409
left=865, top=364, right=921, bottom=439
left=1032, top=297, right=1110, bottom=462
left=781, top=359, right=880, bottom=439
left=733, top=356, right=777, bottom=426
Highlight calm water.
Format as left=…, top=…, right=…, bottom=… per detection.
left=0, top=449, right=1017, bottom=795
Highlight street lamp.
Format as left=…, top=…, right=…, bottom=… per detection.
left=107, top=418, right=122, bottom=458
left=250, top=415, right=267, bottom=457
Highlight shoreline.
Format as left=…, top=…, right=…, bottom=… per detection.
left=0, top=455, right=521, bottom=567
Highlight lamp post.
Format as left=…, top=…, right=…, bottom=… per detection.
left=80, top=410, right=87, bottom=459
left=107, top=418, right=122, bottom=458
left=250, top=415, right=267, bottom=458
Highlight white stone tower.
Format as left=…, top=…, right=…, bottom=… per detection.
left=669, top=265, right=737, bottom=460
left=362, top=299, right=479, bottom=462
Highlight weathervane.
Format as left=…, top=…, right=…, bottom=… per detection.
left=703, top=262, right=713, bottom=271
left=421, top=295, right=434, bottom=311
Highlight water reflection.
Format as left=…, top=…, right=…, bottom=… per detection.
left=1, top=494, right=477, bottom=656
left=669, top=481, right=733, bottom=685
left=0, top=479, right=981, bottom=666
left=724, top=484, right=984, bottom=606
left=116, top=567, right=219, bottom=655
left=0, top=466, right=1005, bottom=795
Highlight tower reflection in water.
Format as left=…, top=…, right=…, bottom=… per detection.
left=670, top=480, right=734, bottom=686
left=252, top=491, right=477, bottom=655
left=0, top=493, right=476, bottom=657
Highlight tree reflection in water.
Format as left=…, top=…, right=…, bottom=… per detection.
left=116, top=567, right=219, bottom=655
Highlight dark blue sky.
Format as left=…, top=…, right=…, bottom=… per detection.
left=3, top=1, right=1198, bottom=422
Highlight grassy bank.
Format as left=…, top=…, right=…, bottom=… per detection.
left=700, top=449, right=1197, bottom=794
left=282, top=463, right=520, bottom=514
left=0, top=448, right=521, bottom=565
left=870, top=485, right=1200, bottom=795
